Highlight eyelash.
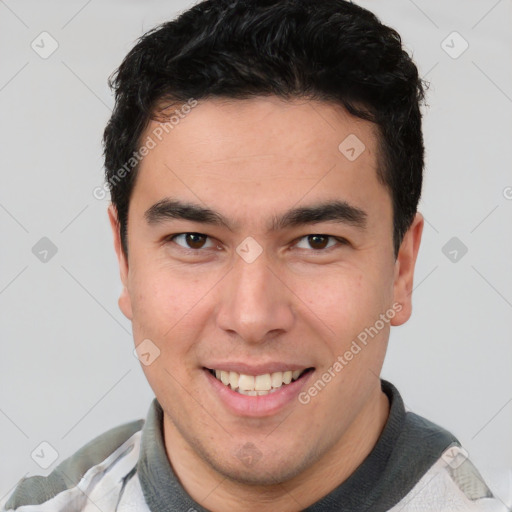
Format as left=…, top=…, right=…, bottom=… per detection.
left=164, top=233, right=349, bottom=254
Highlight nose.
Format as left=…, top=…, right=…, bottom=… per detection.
left=215, top=248, right=295, bottom=345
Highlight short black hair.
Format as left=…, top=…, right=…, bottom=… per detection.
left=103, top=0, right=425, bottom=259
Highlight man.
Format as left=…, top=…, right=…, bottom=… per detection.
left=2, top=1, right=507, bottom=511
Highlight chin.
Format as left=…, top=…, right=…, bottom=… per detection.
left=207, top=449, right=312, bottom=486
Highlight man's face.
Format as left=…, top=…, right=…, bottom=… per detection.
left=109, top=97, right=422, bottom=485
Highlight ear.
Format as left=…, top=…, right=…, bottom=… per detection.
left=108, top=204, right=133, bottom=320
left=390, top=212, right=424, bottom=326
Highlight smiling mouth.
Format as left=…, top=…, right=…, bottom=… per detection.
left=206, top=367, right=314, bottom=395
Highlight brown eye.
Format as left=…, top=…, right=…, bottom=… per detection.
left=295, top=234, right=343, bottom=251
left=307, top=235, right=329, bottom=250
left=168, top=233, right=215, bottom=250
left=184, top=233, right=207, bottom=249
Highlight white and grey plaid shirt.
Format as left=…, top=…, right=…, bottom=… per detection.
left=2, top=381, right=509, bottom=512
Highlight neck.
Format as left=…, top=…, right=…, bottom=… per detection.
left=163, top=385, right=390, bottom=512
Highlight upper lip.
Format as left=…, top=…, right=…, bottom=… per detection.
left=204, top=363, right=313, bottom=375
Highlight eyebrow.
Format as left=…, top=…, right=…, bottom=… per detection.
left=144, top=198, right=367, bottom=232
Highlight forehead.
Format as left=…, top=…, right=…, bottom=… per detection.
left=131, top=96, right=390, bottom=231
left=147, top=96, right=380, bottom=170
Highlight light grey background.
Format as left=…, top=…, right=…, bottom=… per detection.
left=1, top=0, right=511, bottom=506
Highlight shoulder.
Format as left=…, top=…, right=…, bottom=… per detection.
left=391, top=415, right=509, bottom=512
left=379, top=390, right=507, bottom=512
left=1, top=418, right=144, bottom=511
left=390, top=445, right=509, bottom=511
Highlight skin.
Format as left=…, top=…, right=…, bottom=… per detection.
left=108, top=96, right=423, bottom=511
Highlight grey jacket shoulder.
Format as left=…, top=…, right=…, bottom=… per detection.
left=4, top=418, right=144, bottom=510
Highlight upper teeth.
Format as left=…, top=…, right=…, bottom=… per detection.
left=213, top=369, right=303, bottom=394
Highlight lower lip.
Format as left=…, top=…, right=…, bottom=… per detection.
left=204, top=368, right=314, bottom=417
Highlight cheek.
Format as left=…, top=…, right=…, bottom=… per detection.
left=129, top=267, right=208, bottom=395
left=128, top=261, right=216, bottom=346
left=298, top=268, right=376, bottom=334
